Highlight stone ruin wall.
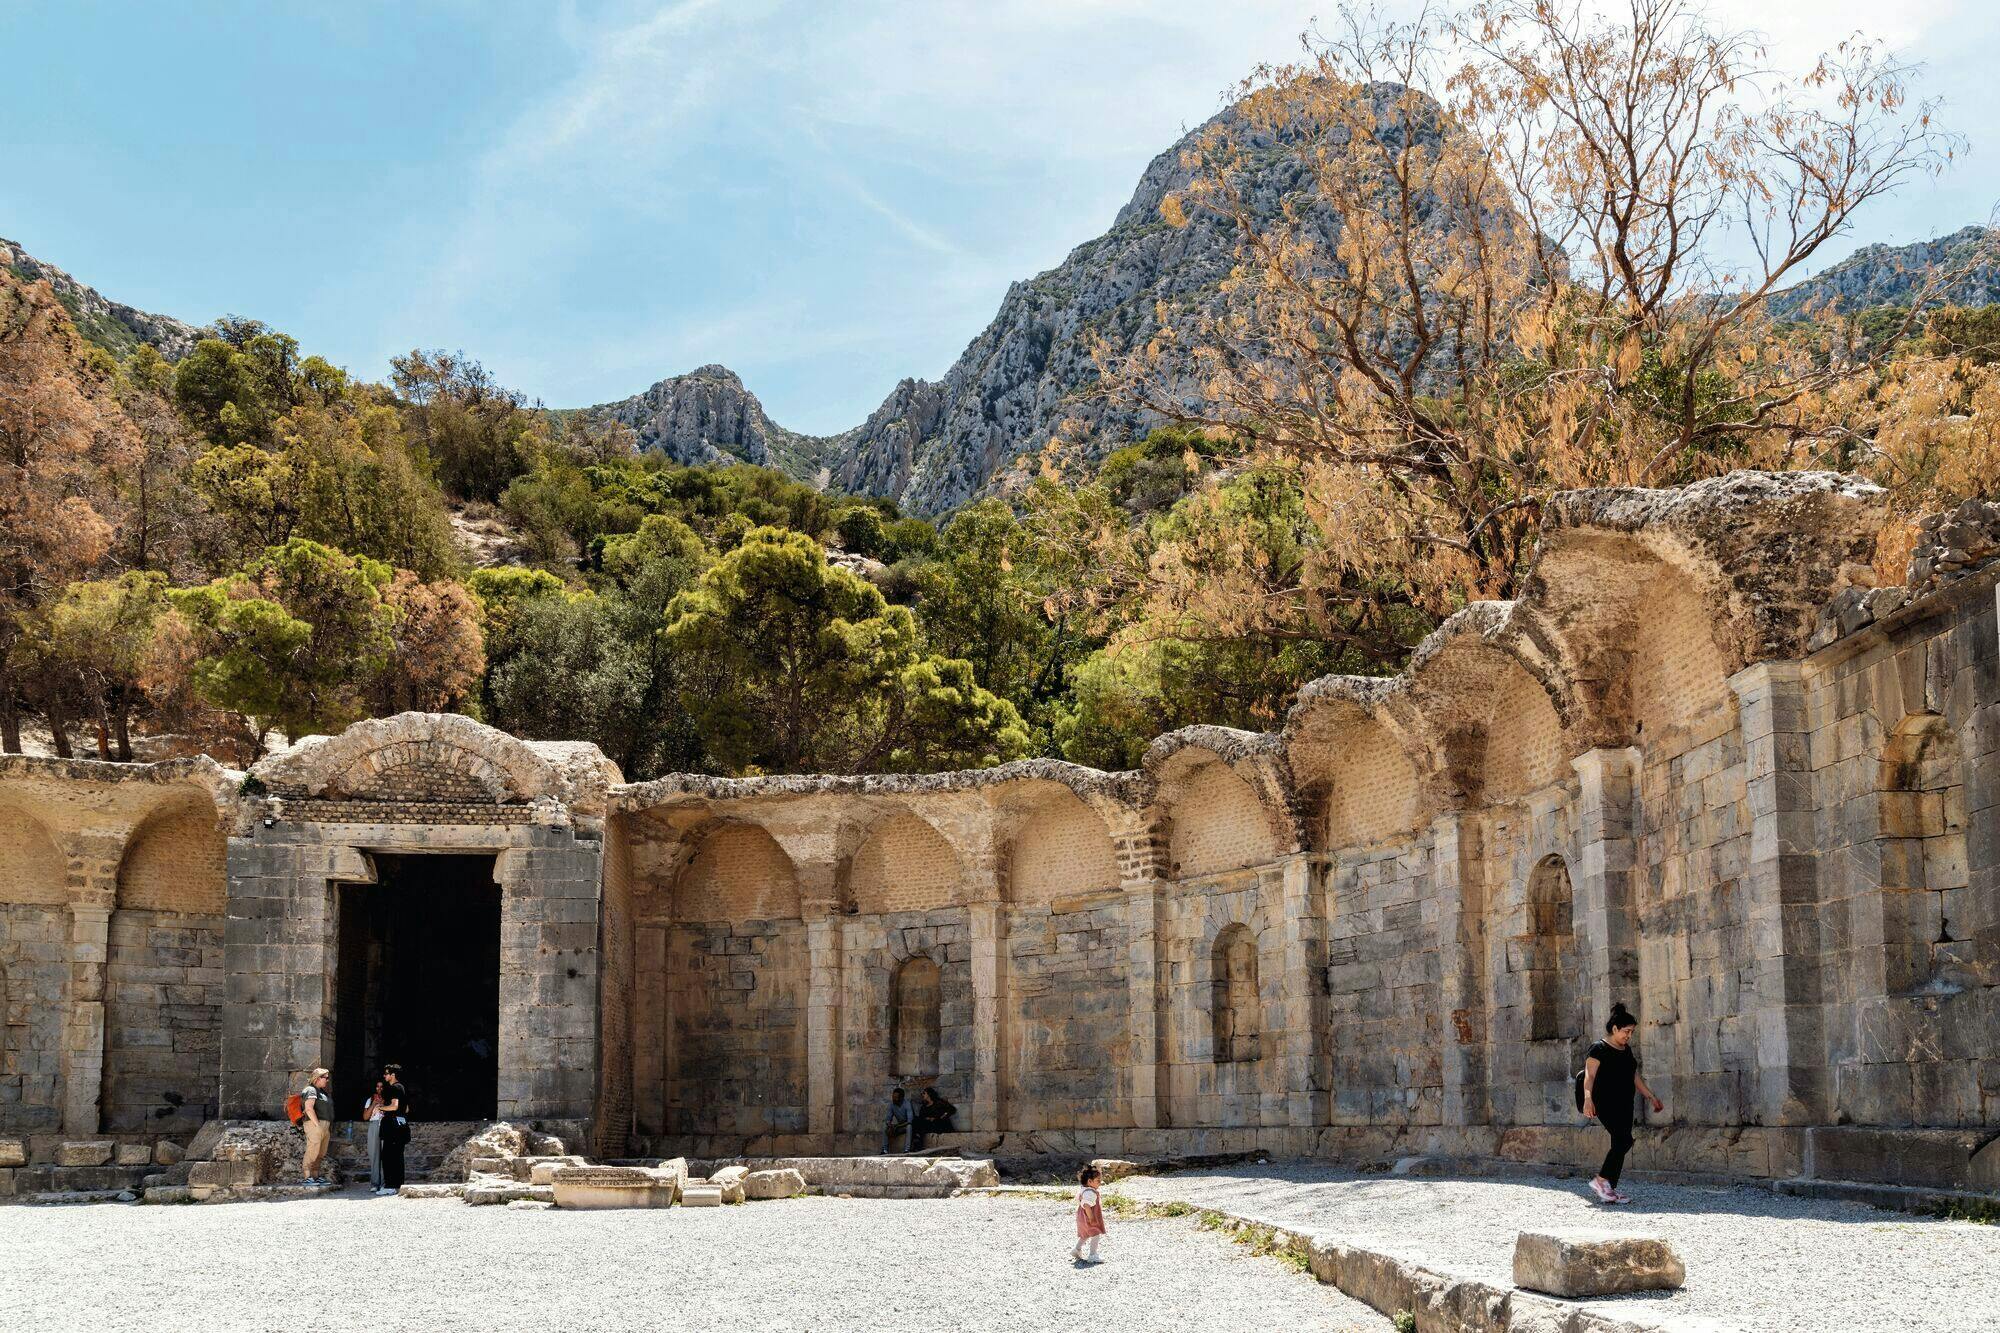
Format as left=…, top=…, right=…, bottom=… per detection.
left=3, top=470, right=1998, bottom=1195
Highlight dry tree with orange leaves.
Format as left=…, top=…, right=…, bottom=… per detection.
left=1100, top=0, right=1977, bottom=616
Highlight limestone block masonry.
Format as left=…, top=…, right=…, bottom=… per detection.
left=3, top=472, right=2000, bottom=1198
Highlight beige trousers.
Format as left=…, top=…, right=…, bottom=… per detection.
left=302, top=1119, right=332, bottom=1179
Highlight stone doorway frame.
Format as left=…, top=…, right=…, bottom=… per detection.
left=219, top=819, right=604, bottom=1124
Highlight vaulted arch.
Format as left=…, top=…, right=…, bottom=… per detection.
left=673, top=823, right=801, bottom=922
left=0, top=805, right=65, bottom=905
left=850, top=812, right=962, bottom=914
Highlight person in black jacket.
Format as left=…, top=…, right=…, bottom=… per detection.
left=912, top=1086, right=957, bottom=1149
left=1581, top=1003, right=1663, bottom=1204
left=375, top=1064, right=411, bottom=1195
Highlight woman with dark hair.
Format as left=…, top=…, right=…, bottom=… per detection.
left=1581, top=1003, right=1663, bottom=1204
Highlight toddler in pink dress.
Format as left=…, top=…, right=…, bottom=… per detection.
left=1072, top=1164, right=1106, bottom=1264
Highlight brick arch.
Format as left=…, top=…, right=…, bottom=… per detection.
left=0, top=804, right=66, bottom=905
left=1160, top=760, right=1278, bottom=879
left=116, top=794, right=227, bottom=915
left=673, top=823, right=801, bottom=922
left=850, top=812, right=962, bottom=914
left=251, top=713, right=564, bottom=805
left=1516, top=533, right=1741, bottom=751
left=1007, top=791, right=1119, bottom=905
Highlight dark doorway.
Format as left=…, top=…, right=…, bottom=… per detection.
left=334, top=853, right=501, bottom=1121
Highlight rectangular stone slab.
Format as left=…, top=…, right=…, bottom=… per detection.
left=680, top=1183, right=724, bottom=1208
left=1512, top=1229, right=1686, bottom=1298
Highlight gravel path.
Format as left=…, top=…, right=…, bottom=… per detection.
left=0, top=1189, right=1389, bottom=1332
left=1113, top=1164, right=2000, bottom=1333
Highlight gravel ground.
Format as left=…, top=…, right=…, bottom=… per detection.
left=1114, top=1164, right=2000, bottom=1333
left=0, top=1189, right=1389, bottom=1332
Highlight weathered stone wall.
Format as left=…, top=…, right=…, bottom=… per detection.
left=5, top=473, right=1999, bottom=1195
left=1327, top=838, right=1441, bottom=1128
left=662, top=920, right=809, bottom=1137
left=1804, top=575, right=2000, bottom=1130
left=101, top=908, right=222, bottom=1132
left=1004, top=894, right=1130, bottom=1129
left=837, top=910, right=976, bottom=1120
left=0, top=902, right=67, bottom=1130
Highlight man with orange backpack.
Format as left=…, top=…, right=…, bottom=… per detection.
left=293, top=1067, right=335, bottom=1186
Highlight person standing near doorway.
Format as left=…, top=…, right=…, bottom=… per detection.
left=1581, top=1002, right=1664, bottom=1204
left=360, top=1078, right=388, bottom=1192
left=376, top=1064, right=411, bottom=1195
left=299, top=1068, right=334, bottom=1186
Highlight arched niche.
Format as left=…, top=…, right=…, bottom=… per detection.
left=1524, top=854, right=1581, bottom=1042
left=850, top=813, right=962, bottom=915
left=116, top=796, right=226, bottom=916
left=0, top=806, right=66, bottom=905
left=1009, top=791, right=1119, bottom=905
left=673, top=824, right=801, bottom=922
left=1166, top=762, right=1277, bottom=879
left=1211, top=922, right=1260, bottom=1064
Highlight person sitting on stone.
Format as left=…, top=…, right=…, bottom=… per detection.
left=881, top=1086, right=914, bottom=1153
left=912, top=1086, right=957, bottom=1148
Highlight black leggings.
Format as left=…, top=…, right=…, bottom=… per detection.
left=1597, top=1113, right=1634, bottom=1187
left=381, top=1138, right=407, bottom=1190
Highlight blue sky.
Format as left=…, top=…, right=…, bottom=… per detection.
left=2, top=0, right=1992, bottom=433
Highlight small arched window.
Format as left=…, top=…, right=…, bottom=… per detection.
left=891, top=957, right=943, bottom=1078
left=1211, top=923, right=1259, bottom=1064
left=1527, top=855, right=1576, bottom=1042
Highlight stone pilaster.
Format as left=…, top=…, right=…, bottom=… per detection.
left=1430, top=811, right=1489, bottom=1127
left=60, top=903, right=112, bottom=1136
left=966, top=902, right=1006, bottom=1133
left=1261, top=854, right=1329, bottom=1126
left=1729, top=661, right=1825, bottom=1125
left=1122, top=881, right=1167, bottom=1129
left=493, top=834, right=604, bottom=1120
left=805, top=912, right=844, bottom=1137
left=56, top=831, right=121, bottom=1136
left=1570, top=748, right=1642, bottom=1020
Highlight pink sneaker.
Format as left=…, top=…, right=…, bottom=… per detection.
left=1588, top=1177, right=1614, bottom=1203
left=1610, top=1190, right=1633, bottom=1204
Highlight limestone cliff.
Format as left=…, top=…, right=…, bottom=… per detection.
left=1769, top=224, right=2000, bottom=317
left=1, top=236, right=204, bottom=360
left=582, top=363, right=829, bottom=480
left=584, top=97, right=1331, bottom=515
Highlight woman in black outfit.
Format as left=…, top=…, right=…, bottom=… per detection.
left=1581, top=1003, right=1663, bottom=1204
left=376, top=1063, right=411, bottom=1195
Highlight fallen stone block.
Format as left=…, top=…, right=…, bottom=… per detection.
left=527, top=1155, right=590, bottom=1185
left=153, top=1141, right=184, bottom=1166
left=712, top=1164, right=748, bottom=1203
left=397, top=1183, right=467, bottom=1200
left=56, top=1141, right=114, bottom=1167
left=680, top=1183, right=724, bottom=1208
left=143, top=1186, right=196, bottom=1205
left=551, top=1165, right=677, bottom=1210
left=464, top=1172, right=556, bottom=1206
left=114, top=1144, right=153, bottom=1167
left=508, top=1198, right=554, bottom=1211
left=1091, top=1158, right=1144, bottom=1184
left=743, top=1168, right=806, bottom=1200
left=0, top=1137, right=26, bottom=1168
left=1512, top=1230, right=1686, bottom=1299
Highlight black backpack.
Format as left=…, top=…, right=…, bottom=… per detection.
left=1573, top=1066, right=1588, bottom=1114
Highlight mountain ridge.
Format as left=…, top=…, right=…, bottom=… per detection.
left=1, top=236, right=204, bottom=360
